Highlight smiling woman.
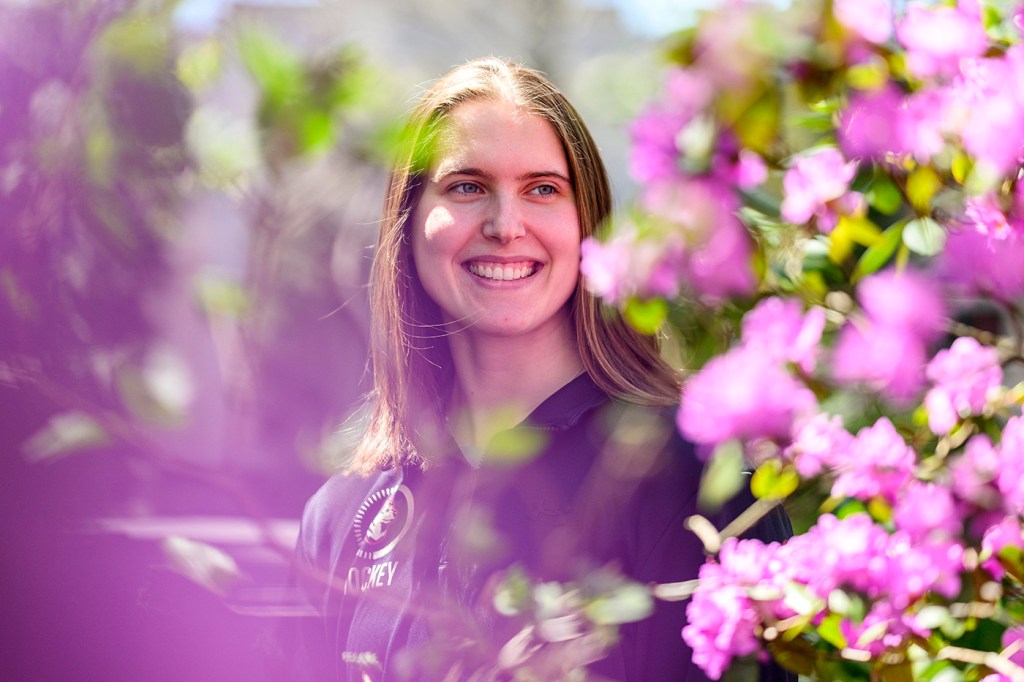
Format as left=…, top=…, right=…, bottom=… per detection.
left=291, top=57, right=794, bottom=681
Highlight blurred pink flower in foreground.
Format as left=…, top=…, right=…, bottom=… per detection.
left=938, top=227, right=1024, bottom=302
left=924, top=336, right=1002, bottom=435
left=839, top=85, right=905, bottom=161
left=834, top=0, right=892, bottom=44
left=832, top=269, right=946, bottom=401
left=997, top=416, right=1024, bottom=515
left=741, top=297, right=826, bottom=374
left=952, top=46, right=1024, bottom=178
left=579, top=233, right=684, bottom=304
left=643, top=179, right=757, bottom=301
left=781, top=147, right=860, bottom=231
left=897, top=1, right=988, bottom=80
left=678, top=347, right=816, bottom=450
left=981, top=515, right=1023, bottom=580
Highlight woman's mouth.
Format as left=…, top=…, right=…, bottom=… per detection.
left=466, top=261, right=538, bottom=282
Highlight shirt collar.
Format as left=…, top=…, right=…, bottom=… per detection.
left=520, top=372, right=609, bottom=431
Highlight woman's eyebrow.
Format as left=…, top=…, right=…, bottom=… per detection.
left=433, top=167, right=570, bottom=184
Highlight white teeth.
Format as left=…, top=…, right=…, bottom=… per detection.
left=468, top=262, right=536, bottom=281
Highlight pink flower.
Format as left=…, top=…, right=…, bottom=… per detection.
left=981, top=516, right=1024, bottom=579
left=857, top=269, right=946, bottom=340
left=683, top=583, right=761, bottom=680
left=833, top=269, right=947, bottom=401
left=893, top=480, right=960, bottom=541
left=953, top=46, right=1024, bottom=177
left=924, top=337, right=1002, bottom=435
left=886, top=534, right=964, bottom=606
left=643, top=179, right=757, bottom=301
left=741, top=297, right=826, bottom=373
left=899, top=88, right=950, bottom=162
left=780, top=148, right=860, bottom=230
left=580, top=232, right=685, bottom=304
left=838, top=85, right=906, bottom=160
left=950, top=435, right=1002, bottom=509
left=997, top=416, right=1024, bottom=515
left=830, top=417, right=915, bottom=503
left=785, top=412, right=854, bottom=478
left=629, top=70, right=713, bottom=183
left=938, top=227, right=1024, bottom=302
left=897, top=1, right=988, bottom=80
left=832, top=320, right=931, bottom=401
left=678, top=347, right=816, bottom=449
left=683, top=538, right=784, bottom=680
left=835, top=0, right=893, bottom=44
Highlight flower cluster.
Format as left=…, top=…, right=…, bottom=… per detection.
left=584, top=0, right=1024, bottom=680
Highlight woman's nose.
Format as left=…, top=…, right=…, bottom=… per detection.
left=481, top=196, right=526, bottom=243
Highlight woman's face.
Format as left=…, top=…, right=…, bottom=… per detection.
left=411, top=98, right=581, bottom=341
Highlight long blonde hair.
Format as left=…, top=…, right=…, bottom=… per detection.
left=350, top=57, right=680, bottom=474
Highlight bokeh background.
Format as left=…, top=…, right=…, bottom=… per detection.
left=0, top=0, right=711, bottom=678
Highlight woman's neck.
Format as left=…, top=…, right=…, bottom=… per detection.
left=447, top=319, right=584, bottom=454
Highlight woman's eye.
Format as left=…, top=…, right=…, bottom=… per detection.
left=529, top=184, right=557, bottom=196
left=451, top=182, right=481, bottom=195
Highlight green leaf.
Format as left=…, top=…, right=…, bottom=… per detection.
left=903, top=217, right=947, bottom=256
left=624, top=297, right=668, bottom=335
left=853, top=222, right=905, bottom=280
left=866, top=176, right=903, bottom=215
left=698, top=439, right=747, bottom=512
left=818, top=613, right=848, bottom=649
left=750, top=460, right=799, bottom=500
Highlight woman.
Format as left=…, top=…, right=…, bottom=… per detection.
left=294, top=57, right=791, bottom=681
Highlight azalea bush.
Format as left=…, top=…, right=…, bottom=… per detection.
left=581, top=0, right=1024, bottom=680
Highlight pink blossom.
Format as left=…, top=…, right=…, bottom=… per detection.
left=899, top=88, right=950, bottom=162
left=784, top=412, right=854, bottom=478
left=997, top=416, right=1024, bottom=515
left=741, top=297, right=826, bottom=373
left=885, top=534, right=964, bottom=606
left=893, top=480, right=960, bottom=541
left=924, top=337, right=1002, bottom=435
left=629, top=70, right=713, bottom=183
left=832, top=320, right=931, bottom=401
left=950, top=435, right=1002, bottom=509
left=678, top=347, right=816, bottom=449
left=580, top=233, right=685, bottom=304
left=981, top=516, right=1024, bottom=579
left=830, top=417, right=915, bottom=503
left=938, top=227, right=1024, bottom=302
left=833, top=269, right=947, bottom=401
left=838, top=85, right=906, bottom=161
left=857, top=269, right=946, bottom=340
left=682, top=583, right=761, bottom=680
left=897, top=1, right=988, bottom=80
left=734, top=149, right=767, bottom=189
left=953, top=47, right=1024, bottom=177
left=780, top=148, right=860, bottom=230
left=683, top=538, right=783, bottom=680
left=643, top=179, right=757, bottom=301
left=835, top=0, right=893, bottom=44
